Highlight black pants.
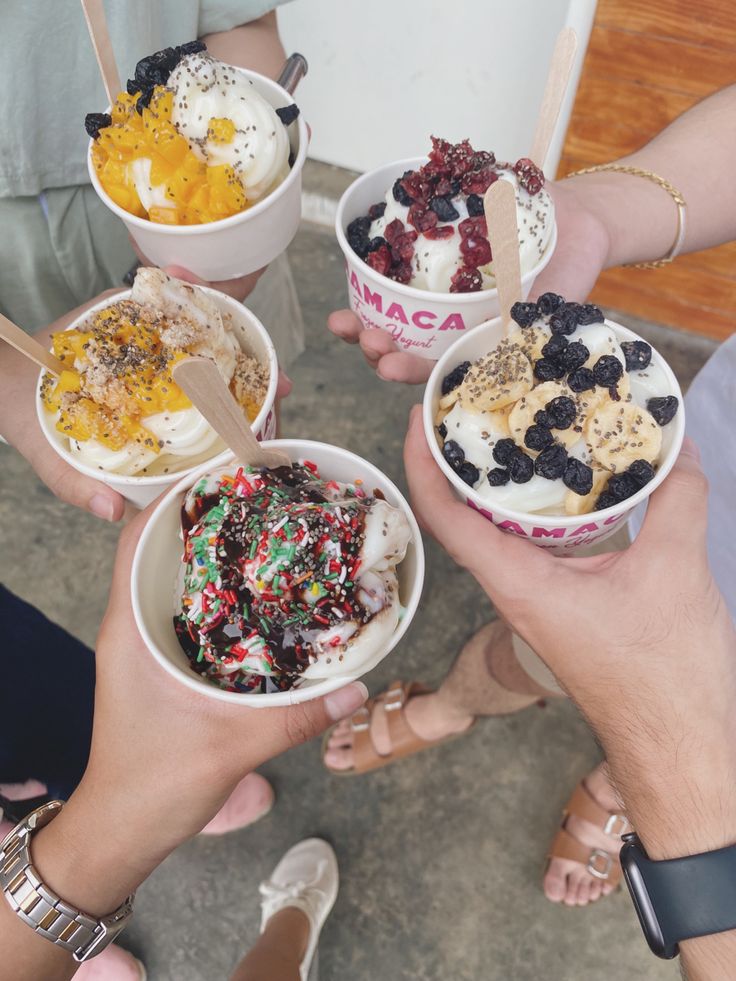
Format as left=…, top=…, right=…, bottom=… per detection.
left=0, top=584, right=94, bottom=806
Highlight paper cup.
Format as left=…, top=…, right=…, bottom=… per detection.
left=335, top=156, right=557, bottom=360
left=36, top=285, right=278, bottom=510
left=87, top=67, right=308, bottom=282
left=423, top=318, right=685, bottom=553
left=131, top=441, right=425, bottom=707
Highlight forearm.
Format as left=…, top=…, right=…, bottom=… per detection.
left=203, top=12, right=286, bottom=79
left=560, top=84, right=736, bottom=266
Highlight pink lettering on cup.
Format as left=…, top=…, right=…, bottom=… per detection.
left=412, top=310, right=437, bottom=329
left=363, top=285, right=383, bottom=313
left=531, top=526, right=565, bottom=539
left=439, top=313, right=466, bottom=332
left=385, top=301, right=408, bottom=324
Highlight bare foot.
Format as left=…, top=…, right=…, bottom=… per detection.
left=323, top=690, right=473, bottom=772
left=543, top=762, right=626, bottom=907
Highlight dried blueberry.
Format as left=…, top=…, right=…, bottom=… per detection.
left=537, top=292, right=564, bottom=316
left=545, top=396, right=577, bottom=430
left=275, top=104, right=300, bottom=126
left=549, top=307, right=579, bottom=335
left=466, top=193, right=485, bottom=217
left=593, top=355, right=624, bottom=388
left=133, top=47, right=180, bottom=88
left=487, top=467, right=510, bottom=487
left=457, top=462, right=480, bottom=486
left=595, top=491, right=618, bottom=511
left=135, top=87, right=154, bottom=112
left=492, top=438, right=517, bottom=467
left=393, top=172, right=415, bottom=206
left=558, top=341, right=589, bottom=372
left=442, top=440, right=465, bottom=471
left=621, top=340, right=652, bottom=372
left=627, top=459, right=656, bottom=488
left=508, top=450, right=534, bottom=483
left=366, top=236, right=386, bottom=254
left=567, top=367, right=596, bottom=392
left=429, top=195, right=460, bottom=222
left=563, top=458, right=594, bottom=495
left=534, top=358, right=565, bottom=382
left=441, top=360, right=471, bottom=396
left=84, top=112, right=111, bottom=140
left=346, top=215, right=372, bottom=258
left=607, top=472, right=639, bottom=502
left=510, top=301, right=539, bottom=328
left=126, top=78, right=140, bottom=95
left=534, top=444, right=568, bottom=480
left=577, top=303, right=604, bottom=325
left=437, top=422, right=447, bottom=440
left=177, top=40, right=207, bottom=57
left=534, top=409, right=552, bottom=428
left=368, top=201, right=387, bottom=220
left=524, top=424, right=554, bottom=451
left=647, top=395, right=679, bottom=426
left=541, top=334, right=569, bottom=360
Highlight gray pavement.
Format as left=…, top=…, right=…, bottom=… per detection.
left=1, top=220, right=714, bottom=980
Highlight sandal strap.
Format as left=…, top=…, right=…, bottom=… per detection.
left=548, top=828, right=622, bottom=886
left=564, top=782, right=630, bottom=837
left=350, top=681, right=431, bottom=774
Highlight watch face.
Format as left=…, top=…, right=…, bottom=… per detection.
left=620, top=839, right=678, bottom=959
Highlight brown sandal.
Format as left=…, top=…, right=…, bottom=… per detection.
left=546, top=780, right=631, bottom=891
left=322, top=680, right=474, bottom=776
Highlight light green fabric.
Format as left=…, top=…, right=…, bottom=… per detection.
left=0, top=0, right=304, bottom=368
left=1, top=0, right=290, bottom=197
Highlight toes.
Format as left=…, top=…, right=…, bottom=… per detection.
left=543, top=859, right=569, bottom=903
left=563, top=867, right=583, bottom=907
left=575, top=878, right=592, bottom=907
left=588, top=880, right=603, bottom=904
left=323, top=746, right=354, bottom=772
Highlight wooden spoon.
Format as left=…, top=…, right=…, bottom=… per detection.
left=0, top=314, right=66, bottom=375
left=483, top=180, right=522, bottom=327
left=172, top=357, right=291, bottom=470
left=80, top=0, right=122, bottom=107
left=529, top=26, right=578, bottom=171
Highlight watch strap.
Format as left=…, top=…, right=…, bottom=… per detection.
left=0, top=801, right=134, bottom=962
left=621, top=833, right=736, bottom=958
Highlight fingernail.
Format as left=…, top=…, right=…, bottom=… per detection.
left=89, top=494, right=115, bottom=521
left=324, top=682, right=369, bottom=721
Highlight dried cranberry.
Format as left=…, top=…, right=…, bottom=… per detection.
left=450, top=267, right=483, bottom=293
left=391, top=231, right=418, bottom=263
left=459, top=235, right=492, bottom=267
left=392, top=262, right=413, bottom=284
left=384, top=219, right=405, bottom=246
left=458, top=216, right=488, bottom=239
left=514, top=157, right=545, bottom=195
left=368, top=202, right=387, bottom=220
left=407, top=204, right=438, bottom=233
left=460, top=167, right=498, bottom=195
left=423, top=225, right=455, bottom=240
left=365, top=245, right=391, bottom=276
left=393, top=174, right=415, bottom=206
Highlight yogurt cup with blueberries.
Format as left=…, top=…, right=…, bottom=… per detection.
left=423, top=293, right=685, bottom=551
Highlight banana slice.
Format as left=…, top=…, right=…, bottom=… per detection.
left=458, top=340, right=533, bottom=412
left=564, top=466, right=610, bottom=515
left=507, top=323, right=550, bottom=362
left=508, top=381, right=599, bottom=450
left=585, top=399, right=662, bottom=472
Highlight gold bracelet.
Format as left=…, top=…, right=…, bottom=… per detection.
left=565, top=163, right=687, bottom=269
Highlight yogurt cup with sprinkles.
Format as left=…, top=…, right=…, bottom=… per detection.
left=131, top=441, right=425, bottom=707
left=423, top=307, right=684, bottom=553
left=36, top=275, right=278, bottom=510
left=335, top=140, right=557, bottom=360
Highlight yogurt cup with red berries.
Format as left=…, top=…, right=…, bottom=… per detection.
left=335, top=138, right=557, bottom=360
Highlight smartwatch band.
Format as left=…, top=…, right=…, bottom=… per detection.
left=621, top=832, right=736, bottom=958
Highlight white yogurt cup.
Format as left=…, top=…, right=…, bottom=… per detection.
left=87, top=67, right=308, bottom=282
left=36, top=285, right=278, bottom=509
left=335, top=157, right=557, bottom=361
left=131, top=441, right=425, bottom=707
left=423, top=318, right=685, bottom=552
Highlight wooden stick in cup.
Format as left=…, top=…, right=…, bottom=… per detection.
left=80, top=0, right=122, bottom=108
left=529, top=26, right=578, bottom=172
left=483, top=180, right=522, bottom=327
left=0, top=314, right=66, bottom=375
left=172, top=357, right=292, bottom=470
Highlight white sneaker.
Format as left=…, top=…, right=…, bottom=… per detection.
left=259, top=838, right=339, bottom=981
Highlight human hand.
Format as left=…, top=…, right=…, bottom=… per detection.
left=530, top=179, right=611, bottom=302
left=327, top=309, right=435, bottom=385
left=32, top=503, right=367, bottom=917
left=0, top=292, right=127, bottom=522
left=403, top=406, right=736, bottom=851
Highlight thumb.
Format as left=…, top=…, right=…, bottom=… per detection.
left=37, top=451, right=126, bottom=522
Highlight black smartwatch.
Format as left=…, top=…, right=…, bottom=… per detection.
left=621, top=832, right=736, bottom=958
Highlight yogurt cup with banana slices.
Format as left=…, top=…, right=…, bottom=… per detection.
left=423, top=294, right=685, bottom=551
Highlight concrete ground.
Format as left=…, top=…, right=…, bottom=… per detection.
left=0, top=213, right=716, bottom=980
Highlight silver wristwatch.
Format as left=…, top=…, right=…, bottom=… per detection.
left=0, top=801, right=135, bottom=962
